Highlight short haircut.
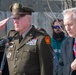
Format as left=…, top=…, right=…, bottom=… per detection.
left=62, top=7, right=76, bottom=20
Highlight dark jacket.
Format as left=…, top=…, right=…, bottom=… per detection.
left=55, top=37, right=76, bottom=75
left=0, top=39, right=9, bottom=75
left=6, top=25, right=53, bottom=75
left=51, top=36, right=66, bottom=72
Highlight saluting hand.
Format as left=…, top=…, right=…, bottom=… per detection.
left=0, top=18, right=10, bottom=30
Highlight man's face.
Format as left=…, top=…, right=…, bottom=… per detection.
left=13, top=15, right=31, bottom=34
left=53, top=21, right=63, bottom=34
left=64, top=12, right=76, bottom=38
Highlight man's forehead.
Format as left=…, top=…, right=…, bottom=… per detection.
left=54, top=21, right=61, bottom=25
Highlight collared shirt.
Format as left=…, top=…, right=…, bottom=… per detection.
left=75, top=38, right=76, bottom=43
left=21, top=25, right=32, bottom=38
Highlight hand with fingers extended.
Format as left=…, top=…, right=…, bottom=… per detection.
left=0, top=18, right=10, bottom=30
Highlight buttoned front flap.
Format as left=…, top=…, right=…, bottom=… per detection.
left=23, top=45, right=37, bottom=59
left=23, top=41, right=37, bottom=61
left=19, top=38, right=38, bottom=61
left=18, top=44, right=37, bottom=72
left=18, top=38, right=38, bottom=70
left=6, top=42, right=16, bottom=61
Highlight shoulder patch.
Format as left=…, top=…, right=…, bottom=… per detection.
left=45, top=36, right=50, bottom=44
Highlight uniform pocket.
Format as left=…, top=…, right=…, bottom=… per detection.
left=21, top=45, right=37, bottom=62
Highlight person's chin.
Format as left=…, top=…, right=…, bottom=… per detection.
left=15, top=28, right=20, bottom=32
left=69, top=34, right=75, bottom=38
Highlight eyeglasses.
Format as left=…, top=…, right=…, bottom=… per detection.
left=52, top=26, right=62, bottom=29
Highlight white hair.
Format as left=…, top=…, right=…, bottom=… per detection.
left=62, top=7, right=76, bottom=20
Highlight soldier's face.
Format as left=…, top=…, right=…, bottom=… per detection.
left=13, top=15, right=31, bottom=34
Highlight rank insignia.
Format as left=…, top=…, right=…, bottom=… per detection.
left=26, top=38, right=37, bottom=45
left=45, top=36, right=50, bottom=44
left=7, top=52, right=11, bottom=58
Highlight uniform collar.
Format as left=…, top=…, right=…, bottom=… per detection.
left=17, top=25, right=36, bottom=50
left=22, top=25, right=32, bottom=38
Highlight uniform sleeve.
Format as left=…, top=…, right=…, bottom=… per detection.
left=37, top=35, right=53, bottom=75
